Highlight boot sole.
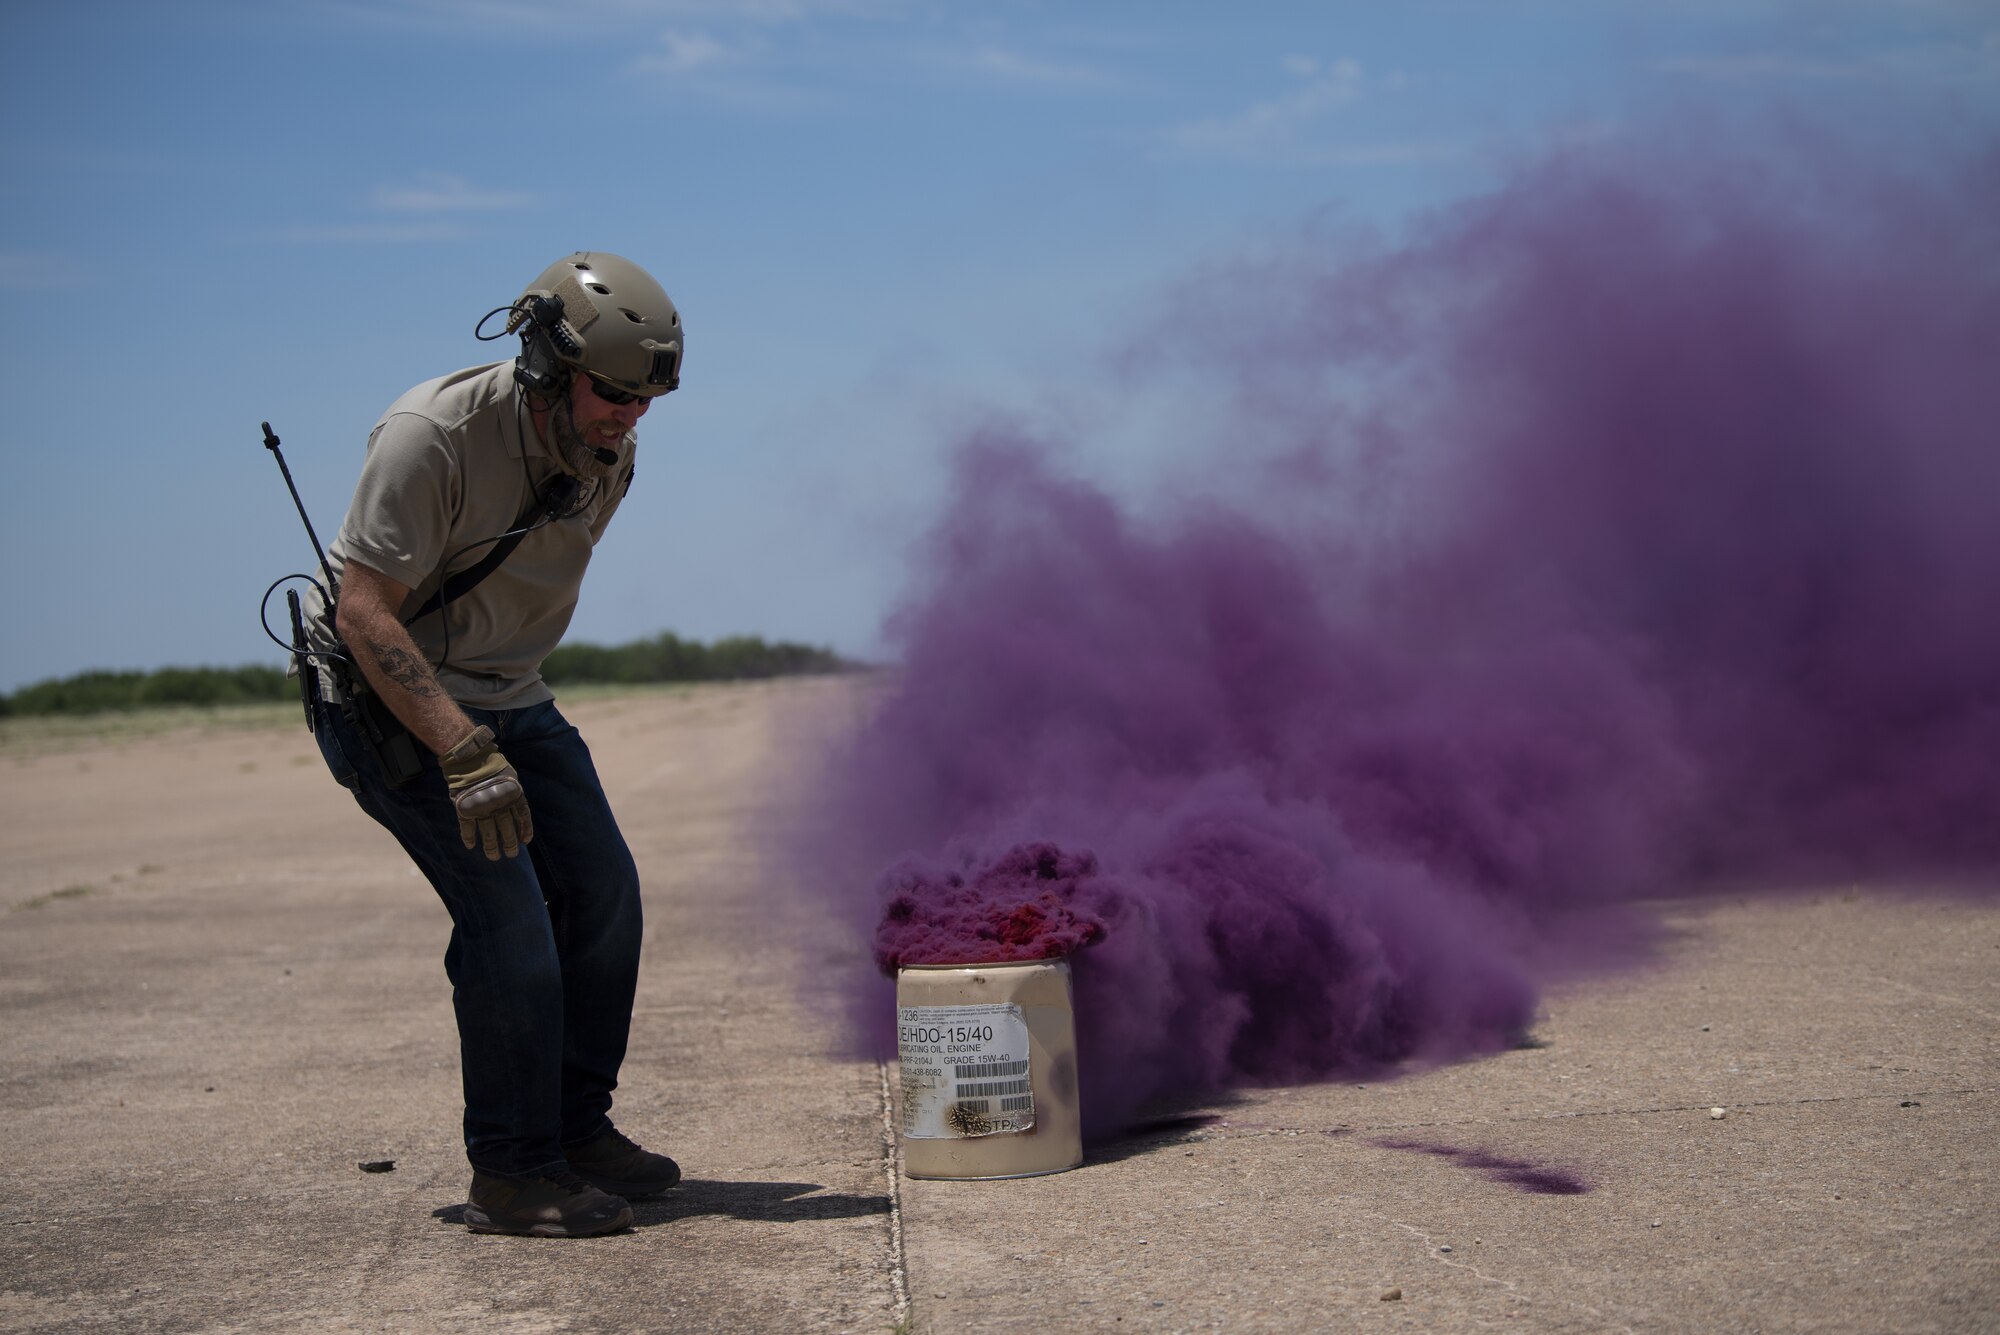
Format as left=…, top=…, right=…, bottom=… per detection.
left=462, top=1204, right=634, bottom=1237
left=570, top=1172, right=680, bottom=1199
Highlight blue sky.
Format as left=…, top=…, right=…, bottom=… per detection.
left=1, top=0, right=1994, bottom=691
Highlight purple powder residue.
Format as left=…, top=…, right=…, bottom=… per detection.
left=791, top=133, right=2000, bottom=1141
left=873, top=841, right=1109, bottom=970
left=1371, top=1138, right=1590, bottom=1196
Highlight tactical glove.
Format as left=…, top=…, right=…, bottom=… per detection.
left=440, top=725, right=534, bottom=860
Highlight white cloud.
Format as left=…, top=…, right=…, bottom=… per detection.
left=632, top=27, right=736, bottom=74
left=270, top=222, right=470, bottom=243
left=1290, top=138, right=1466, bottom=168
left=1160, top=57, right=1371, bottom=161
left=965, top=44, right=1119, bottom=90
left=1657, top=35, right=2000, bottom=85
left=623, top=33, right=821, bottom=109
left=313, top=0, right=571, bottom=33
left=368, top=172, right=536, bottom=213
left=1655, top=53, right=1877, bottom=80
left=641, top=0, right=888, bottom=19
left=318, top=0, right=891, bottom=35
left=268, top=172, right=527, bottom=248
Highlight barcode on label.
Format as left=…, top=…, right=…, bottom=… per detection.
left=897, top=1000, right=1037, bottom=1138
left=953, top=1058, right=1030, bottom=1080
left=956, top=1079, right=1029, bottom=1098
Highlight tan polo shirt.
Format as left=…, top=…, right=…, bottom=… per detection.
left=305, top=362, right=635, bottom=710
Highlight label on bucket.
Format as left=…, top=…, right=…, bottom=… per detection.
left=898, top=1002, right=1035, bottom=1138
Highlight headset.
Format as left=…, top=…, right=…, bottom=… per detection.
left=510, top=293, right=582, bottom=402
left=500, top=292, right=625, bottom=473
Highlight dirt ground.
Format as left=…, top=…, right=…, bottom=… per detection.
left=2, top=679, right=1995, bottom=1334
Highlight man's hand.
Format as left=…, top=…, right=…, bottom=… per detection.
left=440, top=726, right=534, bottom=860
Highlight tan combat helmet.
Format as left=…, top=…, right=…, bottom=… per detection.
left=513, top=252, right=683, bottom=398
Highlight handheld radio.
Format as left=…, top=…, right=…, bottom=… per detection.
left=259, top=421, right=425, bottom=789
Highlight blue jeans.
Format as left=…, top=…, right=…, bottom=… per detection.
left=315, top=694, right=643, bottom=1176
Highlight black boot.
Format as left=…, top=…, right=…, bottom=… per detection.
left=463, top=1168, right=633, bottom=1237
left=563, top=1127, right=682, bottom=1199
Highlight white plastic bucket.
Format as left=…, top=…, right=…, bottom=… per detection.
left=895, top=959, right=1083, bottom=1179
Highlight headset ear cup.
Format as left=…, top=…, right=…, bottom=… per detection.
left=514, top=324, right=566, bottom=399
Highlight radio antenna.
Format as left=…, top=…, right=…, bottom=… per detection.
left=261, top=421, right=339, bottom=603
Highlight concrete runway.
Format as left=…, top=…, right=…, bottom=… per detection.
left=3, top=680, right=1994, bottom=1333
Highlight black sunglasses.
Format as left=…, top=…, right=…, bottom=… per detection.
left=583, top=373, right=644, bottom=406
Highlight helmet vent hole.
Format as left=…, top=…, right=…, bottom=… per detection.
left=588, top=282, right=611, bottom=295
left=620, top=307, right=646, bottom=323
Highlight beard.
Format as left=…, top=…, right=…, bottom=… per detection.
left=548, top=394, right=628, bottom=483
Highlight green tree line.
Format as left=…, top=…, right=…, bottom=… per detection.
left=0, top=633, right=851, bottom=717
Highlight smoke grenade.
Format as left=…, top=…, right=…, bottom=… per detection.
left=802, top=135, right=2000, bottom=1140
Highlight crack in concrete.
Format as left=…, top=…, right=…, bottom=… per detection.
left=1371, top=1214, right=1645, bottom=1335
left=1210, top=1085, right=1987, bottom=1140
left=1862, top=975, right=2000, bottom=1025
left=1379, top=1217, right=1518, bottom=1291
left=876, top=1060, right=912, bottom=1331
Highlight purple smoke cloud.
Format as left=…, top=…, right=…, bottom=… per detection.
left=802, top=135, right=2000, bottom=1140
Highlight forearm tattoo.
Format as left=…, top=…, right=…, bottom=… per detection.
left=366, top=637, right=441, bottom=698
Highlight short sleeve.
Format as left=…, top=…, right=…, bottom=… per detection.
left=337, top=411, right=459, bottom=592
